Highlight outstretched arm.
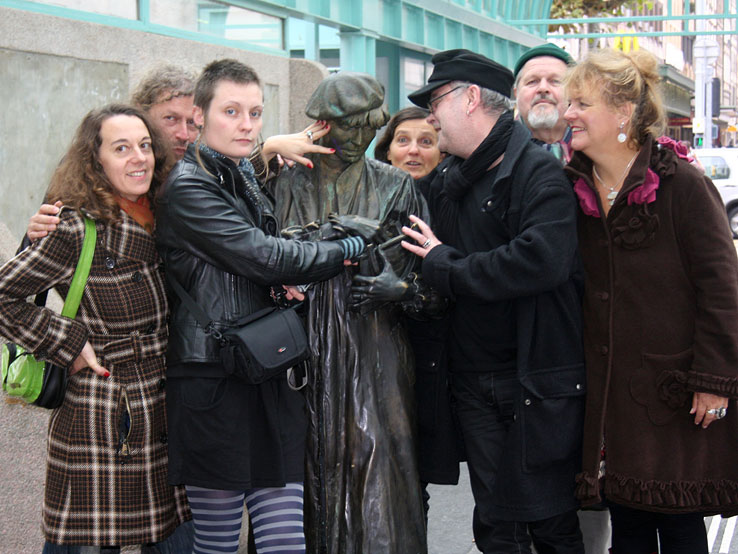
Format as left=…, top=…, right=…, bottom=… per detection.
left=261, top=121, right=335, bottom=168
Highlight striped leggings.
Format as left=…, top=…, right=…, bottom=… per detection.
left=186, top=483, right=305, bottom=554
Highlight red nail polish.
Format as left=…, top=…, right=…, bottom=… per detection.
left=104, top=371, right=110, bottom=378
left=330, top=148, right=336, bottom=153
left=308, top=162, right=314, bottom=169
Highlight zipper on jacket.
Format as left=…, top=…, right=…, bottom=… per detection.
left=119, top=387, right=133, bottom=460
left=230, top=273, right=238, bottom=318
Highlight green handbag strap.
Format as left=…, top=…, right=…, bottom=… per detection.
left=60, top=217, right=97, bottom=319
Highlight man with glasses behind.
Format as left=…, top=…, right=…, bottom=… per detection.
left=404, top=49, right=585, bottom=553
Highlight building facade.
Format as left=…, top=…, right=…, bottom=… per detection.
left=551, top=0, right=737, bottom=147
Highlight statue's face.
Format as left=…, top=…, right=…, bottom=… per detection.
left=325, top=118, right=376, bottom=164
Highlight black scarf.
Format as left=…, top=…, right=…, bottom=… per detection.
left=445, top=110, right=514, bottom=200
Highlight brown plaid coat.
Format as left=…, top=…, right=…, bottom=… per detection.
left=0, top=208, right=189, bottom=546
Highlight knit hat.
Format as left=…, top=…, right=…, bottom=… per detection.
left=513, top=44, right=574, bottom=79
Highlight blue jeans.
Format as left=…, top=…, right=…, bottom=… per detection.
left=42, top=520, right=195, bottom=554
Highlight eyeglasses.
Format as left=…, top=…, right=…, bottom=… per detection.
left=428, top=86, right=464, bottom=114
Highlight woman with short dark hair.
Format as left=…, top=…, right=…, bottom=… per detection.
left=155, top=59, right=363, bottom=554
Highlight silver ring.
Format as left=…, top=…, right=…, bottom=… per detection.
left=422, top=239, right=432, bottom=249
left=707, top=407, right=727, bottom=419
left=306, top=130, right=314, bottom=142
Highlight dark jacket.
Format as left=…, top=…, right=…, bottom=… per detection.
left=156, top=145, right=345, bottom=370
left=566, top=137, right=738, bottom=514
left=406, top=315, right=464, bottom=485
left=420, top=121, right=586, bottom=521
left=155, top=145, right=346, bottom=490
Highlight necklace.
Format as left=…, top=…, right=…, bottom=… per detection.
left=592, top=151, right=639, bottom=207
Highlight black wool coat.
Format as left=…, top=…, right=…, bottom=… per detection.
left=419, top=121, right=586, bottom=521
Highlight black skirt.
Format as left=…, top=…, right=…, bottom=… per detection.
left=166, top=363, right=307, bottom=490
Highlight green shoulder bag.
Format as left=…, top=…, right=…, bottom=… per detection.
left=1, top=217, right=96, bottom=408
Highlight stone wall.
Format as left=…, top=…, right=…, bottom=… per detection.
left=0, top=6, right=328, bottom=551
left=0, top=5, right=326, bottom=239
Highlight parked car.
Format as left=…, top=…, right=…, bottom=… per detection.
left=694, top=147, right=738, bottom=238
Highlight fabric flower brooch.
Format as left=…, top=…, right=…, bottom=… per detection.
left=573, top=168, right=660, bottom=218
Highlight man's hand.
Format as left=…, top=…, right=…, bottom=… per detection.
left=401, top=214, right=442, bottom=259
left=28, top=201, right=62, bottom=240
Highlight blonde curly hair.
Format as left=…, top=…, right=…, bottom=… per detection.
left=565, top=48, right=666, bottom=148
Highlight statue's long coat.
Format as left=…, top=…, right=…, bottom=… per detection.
left=272, top=156, right=429, bottom=553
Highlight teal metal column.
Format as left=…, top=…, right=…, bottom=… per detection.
left=304, top=20, right=319, bottom=60
left=339, top=30, right=377, bottom=74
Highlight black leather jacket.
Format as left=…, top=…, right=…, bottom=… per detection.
left=155, top=145, right=344, bottom=367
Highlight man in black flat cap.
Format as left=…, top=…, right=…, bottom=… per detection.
left=513, top=43, right=575, bottom=164
left=270, top=71, right=428, bottom=554
left=400, top=49, right=586, bottom=553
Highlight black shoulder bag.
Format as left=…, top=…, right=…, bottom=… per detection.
left=167, top=274, right=309, bottom=384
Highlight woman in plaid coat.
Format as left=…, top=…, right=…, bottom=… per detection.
left=0, top=105, right=190, bottom=551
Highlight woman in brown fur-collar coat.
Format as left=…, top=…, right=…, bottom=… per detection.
left=0, top=105, right=190, bottom=551
left=564, top=49, right=738, bottom=553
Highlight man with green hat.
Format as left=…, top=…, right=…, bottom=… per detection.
left=513, top=43, right=574, bottom=163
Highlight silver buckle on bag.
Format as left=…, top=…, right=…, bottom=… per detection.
left=287, top=366, right=308, bottom=391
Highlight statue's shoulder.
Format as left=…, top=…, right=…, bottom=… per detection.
left=365, top=157, right=411, bottom=180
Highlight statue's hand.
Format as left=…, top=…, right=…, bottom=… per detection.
left=351, top=248, right=412, bottom=308
left=316, top=222, right=347, bottom=241
left=328, top=213, right=382, bottom=244
left=281, top=221, right=321, bottom=240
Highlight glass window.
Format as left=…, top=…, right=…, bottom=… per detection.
left=403, top=58, right=426, bottom=92
left=400, top=56, right=433, bottom=108
left=701, top=156, right=731, bottom=180
left=33, top=0, right=136, bottom=19
left=150, top=0, right=284, bottom=50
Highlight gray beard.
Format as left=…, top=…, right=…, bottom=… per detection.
left=526, top=105, right=560, bottom=130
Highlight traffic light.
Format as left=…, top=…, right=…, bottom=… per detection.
left=695, top=136, right=704, bottom=147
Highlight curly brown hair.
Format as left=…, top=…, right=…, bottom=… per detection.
left=131, top=65, right=195, bottom=111
left=46, top=104, right=172, bottom=223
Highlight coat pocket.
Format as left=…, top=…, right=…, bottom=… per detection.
left=630, top=348, right=693, bottom=426
left=519, top=364, right=586, bottom=473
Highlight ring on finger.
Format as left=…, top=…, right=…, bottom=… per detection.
left=707, top=407, right=727, bottom=419
left=306, top=130, right=314, bottom=142
left=422, top=239, right=432, bottom=249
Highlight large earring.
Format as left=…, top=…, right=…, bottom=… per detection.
left=617, top=122, right=627, bottom=144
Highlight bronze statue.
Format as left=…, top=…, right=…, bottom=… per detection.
left=271, top=72, right=428, bottom=554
